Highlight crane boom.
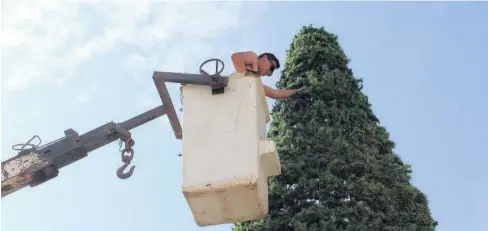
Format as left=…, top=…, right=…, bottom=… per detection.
left=1, top=59, right=230, bottom=198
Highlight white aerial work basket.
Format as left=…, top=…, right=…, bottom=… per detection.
left=179, top=70, right=281, bottom=227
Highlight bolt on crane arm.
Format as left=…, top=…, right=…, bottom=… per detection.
left=1, top=58, right=229, bottom=198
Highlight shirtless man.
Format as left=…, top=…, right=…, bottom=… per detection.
left=231, top=51, right=298, bottom=99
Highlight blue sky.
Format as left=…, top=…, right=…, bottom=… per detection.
left=1, top=1, right=487, bottom=231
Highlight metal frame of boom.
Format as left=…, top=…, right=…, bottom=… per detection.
left=1, top=58, right=230, bottom=198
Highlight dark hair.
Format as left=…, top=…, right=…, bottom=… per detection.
left=258, top=52, right=280, bottom=69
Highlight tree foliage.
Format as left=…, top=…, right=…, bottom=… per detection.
left=233, top=25, right=437, bottom=231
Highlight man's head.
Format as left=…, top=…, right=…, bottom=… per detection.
left=257, top=53, right=280, bottom=76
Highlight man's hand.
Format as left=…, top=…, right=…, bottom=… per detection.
left=295, top=86, right=312, bottom=94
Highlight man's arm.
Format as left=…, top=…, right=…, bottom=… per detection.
left=231, top=51, right=259, bottom=73
left=263, top=85, right=296, bottom=99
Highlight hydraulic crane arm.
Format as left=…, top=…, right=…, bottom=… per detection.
left=1, top=95, right=176, bottom=197
left=1, top=58, right=230, bottom=198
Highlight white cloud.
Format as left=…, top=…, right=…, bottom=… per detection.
left=1, top=0, right=248, bottom=92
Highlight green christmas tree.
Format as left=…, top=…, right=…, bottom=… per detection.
left=233, top=26, right=437, bottom=231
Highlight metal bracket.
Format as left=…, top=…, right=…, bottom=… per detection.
left=153, top=76, right=183, bottom=140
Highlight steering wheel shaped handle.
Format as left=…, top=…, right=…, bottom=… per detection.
left=199, top=58, right=225, bottom=77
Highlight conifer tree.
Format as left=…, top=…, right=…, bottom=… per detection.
left=233, top=25, right=437, bottom=231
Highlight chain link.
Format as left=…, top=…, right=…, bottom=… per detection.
left=121, top=138, right=134, bottom=163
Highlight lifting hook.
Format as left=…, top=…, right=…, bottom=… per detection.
left=117, top=139, right=135, bottom=179
left=117, top=161, right=135, bottom=179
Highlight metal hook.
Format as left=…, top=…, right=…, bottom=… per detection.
left=117, top=148, right=135, bottom=179
left=117, top=162, right=135, bottom=179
